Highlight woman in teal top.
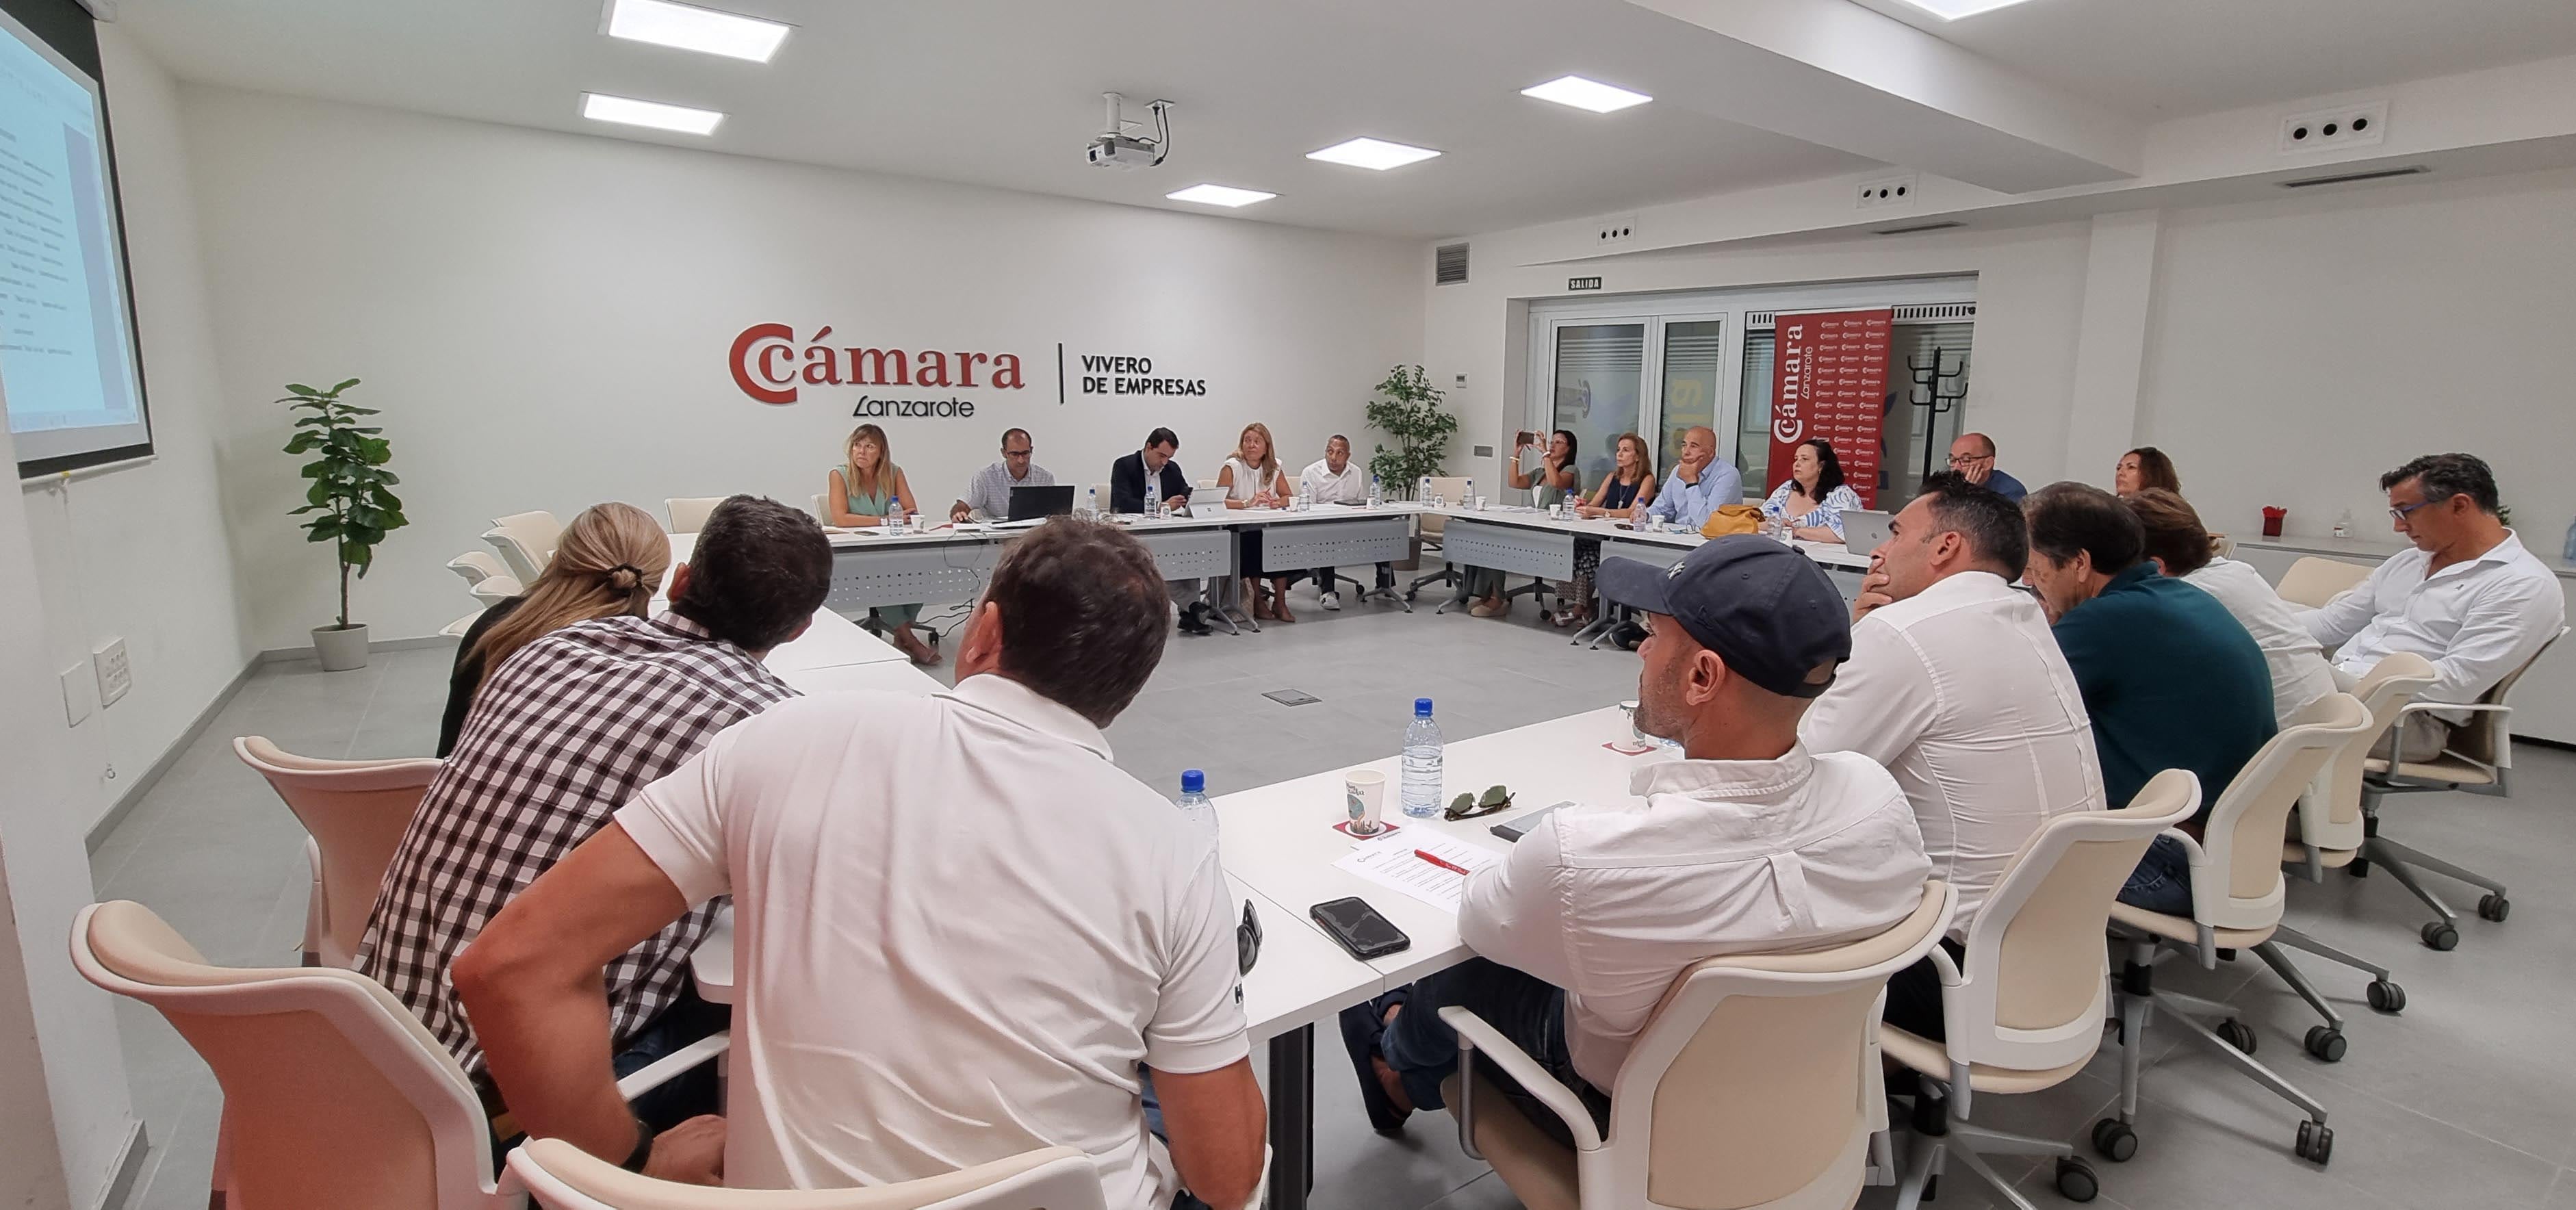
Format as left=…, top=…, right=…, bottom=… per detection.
left=824, top=423, right=938, bottom=665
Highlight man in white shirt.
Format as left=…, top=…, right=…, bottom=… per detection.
left=1341, top=537, right=1929, bottom=1137
left=949, top=426, right=1056, bottom=522
left=1295, top=433, right=1391, bottom=609
left=456, top=519, right=1265, bottom=1209
left=2125, top=488, right=2337, bottom=725
left=1639, top=426, right=1743, bottom=532
left=2297, top=454, right=2564, bottom=759
left=1800, top=474, right=2105, bottom=1040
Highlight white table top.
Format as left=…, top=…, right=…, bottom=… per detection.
left=1420, top=504, right=1872, bottom=572
left=820, top=501, right=1430, bottom=547
left=691, top=875, right=1379, bottom=1044
left=774, top=659, right=946, bottom=697
left=662, top=534, right=908, bottom=668
left=1212, top=706, right=1676, bottom=986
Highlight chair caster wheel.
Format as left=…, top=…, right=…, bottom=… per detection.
left=2055, top=1157, right=2100, bottom=1202
left=2217, top=1018, right=2257, bottom=1054
left=2477, top=893, right=2510, bottom=923
left=2295, top=1120, right=2333, bottom=1165
left=2304, top=1025, right=2347, bottom=1063
left=2091, top=1118, right=2138, bottom=1162
left=2421, top=921, right=2460, bottom=951
left=2366, top=979, right=2406, bottom=1014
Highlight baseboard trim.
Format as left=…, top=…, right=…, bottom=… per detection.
left=257, top=633, right=457, bottom=662
left=86, top=657, right=261, bottom=853
left=93, top=1120, right=149, bottom=1210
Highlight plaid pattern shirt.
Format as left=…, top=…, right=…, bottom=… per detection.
left=961, top=459, right=1057, bottom=519
left=359, top=610, right=794, bottom=1074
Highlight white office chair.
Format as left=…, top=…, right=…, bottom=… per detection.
left=1886, top=772, right=2199, bottom=1209
left=1440, top=882, right=1953, bottom=1210
left=2355, top=629, right=2566, bottom=950
left=1092, top=482, right=1113, bottom=514
left=505, top=1139, right=1107, bottom=1210
left=447, top=552, right=509, bottom=588
left=485, top=511, right=562, bottom=583
left=2273, top=556, right=2373, bottom=610
left=664, top=497, right=726, bottom=535
left=443, top=613, right=479, bottom=639
left=71, top=899, right=725, bottom=1210
left=472, top=575, right=524, bottom=608
left=1408, top=476, right=1472, bottom=606
left=2105, top=693, right=2373, bottom=1166
left=233, top=736, right=442, bottom=968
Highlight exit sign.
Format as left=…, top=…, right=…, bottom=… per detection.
left=1568, top=276, right=1603, bottom=291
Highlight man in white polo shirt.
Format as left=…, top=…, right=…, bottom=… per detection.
left=456, top=519, right=1264, bottom=1209
left=1799, top=472, right=2105, bottom=1042
left=1341, top=537, right=1929, bottom=1138
left=1296, top=433, right=1392, bottom=609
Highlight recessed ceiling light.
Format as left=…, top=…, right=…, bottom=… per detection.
left=580, top=92, right=725, bottom=136
left=1306, top=138, right=1442, bottom=171
left=1166, top=184, right=1278, bottom=208
left=604, top=0, right=792, bottom=62
left=1520, top=75, right=1652, bottom=114
left=1885, top=0, right=2043, bottom=18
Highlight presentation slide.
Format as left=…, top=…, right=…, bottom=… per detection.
left=0, top=4, right=147, bottom=476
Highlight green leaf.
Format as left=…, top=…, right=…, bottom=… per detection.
left=331, top=377, right=361, bottom=392
left=283, top=383, right=318, bottom=396
left=337, top=404, right=380, bottom=415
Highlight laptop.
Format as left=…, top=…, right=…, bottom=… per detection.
left=1005, top=483, right=1075, bottom=522
left=1840, top=508, right=1894, bottom=552
left=1187, top=485, right=1233, bottom=514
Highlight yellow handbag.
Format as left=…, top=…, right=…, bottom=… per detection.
left=1699, top=504, right=1764, bottom=538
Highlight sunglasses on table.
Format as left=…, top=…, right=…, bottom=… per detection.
left=1445, top=784, right=1516, bottom=821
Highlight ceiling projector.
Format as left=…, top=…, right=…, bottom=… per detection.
left=1086, top=92, right=1171, bottom=169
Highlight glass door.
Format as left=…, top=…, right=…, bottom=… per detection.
left=1542, top=320, right=1646, bottom=500
left=1656, top=318, right=1727, bottom=488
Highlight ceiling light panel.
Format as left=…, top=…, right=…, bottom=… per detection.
left=1520, top=75, right=1651, bottom=114
left=1885, top=0, right=2043, bottom=18
left=1306, top=138, right=1442, bottom=170
left=1166, top=184, right=1277, bottom=207
left=581, top=92, right=725, bottom=135
left=604, top=0, right=791, bottom=63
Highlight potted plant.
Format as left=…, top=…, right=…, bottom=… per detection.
left=1364, top=363, right=1458, bottom=498
left=282, top=378, right=405, bottom=671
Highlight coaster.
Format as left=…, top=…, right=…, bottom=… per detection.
left=1334, top=820, right=1400, bottom=839
left=1603, top=740, right=1656, bottom=756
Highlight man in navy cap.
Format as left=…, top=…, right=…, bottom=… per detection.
left=1341, top=536, right=1931, bottom=1141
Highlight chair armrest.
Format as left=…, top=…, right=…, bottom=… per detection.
left=2161, top=827, right=2210, bottom=869
left=1439, top=1005, right=1604, bottom=1153
left=614, top=1032, right=729, bottom=1102
left=2388, top=701, right=2510, bottom=767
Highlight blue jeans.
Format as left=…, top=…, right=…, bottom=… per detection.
left=1374, top=959, right=1608, bottom=1145
left=2118, top=833, right=2196, bottom=916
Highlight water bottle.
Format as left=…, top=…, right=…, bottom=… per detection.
left=1368, top=475, right=1382, bottom=508
left=1176, top=769, right=1219, bottom=842
left=886, top=495, right=905, bottom=533
left=1084, top=487, right=1099, bottom=519
left=1400, top=698, right=1444, bottom=819
left=2332, top=508, right=2353, bottom=540
left=1465, top=478, right=1477, bottom=510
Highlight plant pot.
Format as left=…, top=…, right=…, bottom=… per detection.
left=312, top=623, right=370, bottom=671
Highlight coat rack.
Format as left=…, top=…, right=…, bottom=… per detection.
left=1906, top=347, right=1969, bottom=483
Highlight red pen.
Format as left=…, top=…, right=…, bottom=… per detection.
left=1414, top=849, right=1472, bottom=876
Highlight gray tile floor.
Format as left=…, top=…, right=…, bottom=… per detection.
left=90, top=583, right=2576, bottom=1209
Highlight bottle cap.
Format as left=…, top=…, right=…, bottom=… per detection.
left=1414, top=697, right=1434, bottom=717
left=1181, top=769, right=1205, bottom=794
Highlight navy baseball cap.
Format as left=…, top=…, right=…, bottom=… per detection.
left=1595, top=537, right=1853, bottom=698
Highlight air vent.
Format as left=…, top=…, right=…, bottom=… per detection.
left=1871, top=220, right=1966, bottom=236
left=1748, top=302, right=1974, bottom=330
left=2279, top=165, right=2428, bottom=189
left=1434, top=242, right=1469, bottom=285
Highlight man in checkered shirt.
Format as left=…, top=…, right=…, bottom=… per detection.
left=359, top=495, right=831, bottom=1120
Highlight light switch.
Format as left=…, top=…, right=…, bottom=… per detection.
left=94, top=637, right=131, bottom=708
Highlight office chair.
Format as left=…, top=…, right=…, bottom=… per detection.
left=664, top=496, right=726, bottom=535
left=484, top=511, right=562, bottom=583
left=2353, top=630, right=2565, bottom=950
left=1406, top=476, right=1473, bottom=603
left=506, top=1140, right=1107, bottom=1210
left=233, top=736, right=443, bottom=968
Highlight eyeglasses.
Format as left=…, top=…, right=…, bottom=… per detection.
left=1445, top=784, right=1515, bottom=821
left=1945, top=454, right=1991, bottom=467
left=1236, top=901, right=1262, bottom=975
left=2388, top=499, right=2436, bottom=522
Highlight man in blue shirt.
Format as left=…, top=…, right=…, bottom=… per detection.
left=2022, top=482, right=2274, bottom=914
left=1948, top=433, right=2027, bottom=502
left=1641, top=426, right=1743, bottom=530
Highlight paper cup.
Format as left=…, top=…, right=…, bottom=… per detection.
left=1344, top=770, right=1388, bottom=836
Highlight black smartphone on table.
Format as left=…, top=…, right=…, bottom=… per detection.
left=1311, top=897, right=1411, bottom=960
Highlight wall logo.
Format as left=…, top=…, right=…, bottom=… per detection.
left=1071, top=350, right=1207, bottom=398
left=728, top=323, right=1027, bottom=415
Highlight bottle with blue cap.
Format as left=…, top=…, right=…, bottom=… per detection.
left=1176, top=769, right=1218, bottom=840
left=1400, top=697, right=1444, bottom=818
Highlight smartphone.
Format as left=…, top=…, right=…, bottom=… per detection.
left=1311, top=897, right=1411, bottom=960
left=1515, top=430, right=1538, bottom=448
left=1490, top=802, right=1571, bottom=843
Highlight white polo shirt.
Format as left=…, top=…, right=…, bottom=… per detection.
left=2183, top=558, right=2336, bottom=725
left=1459, top=744, right=1928, bottom=1090
left=1799, top=571, right=2106, bottom=935
left=2297, top=530, right=2564, bottom=721
left=616, top=675, right=1246, bottom=1209
left=1299, top=457, right=1367, bottom=504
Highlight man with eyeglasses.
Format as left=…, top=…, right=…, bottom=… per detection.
left=951, top=426, right=1055, bottom=522
left=2297, top=453, right=2562, bottom=760
left=1945, top=432, right=2027, bottom=502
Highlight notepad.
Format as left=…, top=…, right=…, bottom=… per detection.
left=1332, top=832, right=1502, bottom=912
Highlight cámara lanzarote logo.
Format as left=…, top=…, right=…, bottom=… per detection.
left=729, top=323, right=1029, bottom=407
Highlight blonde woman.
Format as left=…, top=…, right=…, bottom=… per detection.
left=826, top=424, right=938, bottom=663
left=1556, top=432, right=1658, bottom=627
left=441, top=502, right=669, bottom=756
left=1218, top=422, right=1300, bottom=621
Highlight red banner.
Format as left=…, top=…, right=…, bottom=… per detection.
left=1767, top=308, right=1892, bottom=508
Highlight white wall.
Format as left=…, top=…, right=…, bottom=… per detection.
left=23, top=28, right=256, bottom=835
left=179, top=88, right=1426, bottom=650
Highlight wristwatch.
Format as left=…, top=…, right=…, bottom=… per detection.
left=619, top=1115, right=657, bottom=1173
